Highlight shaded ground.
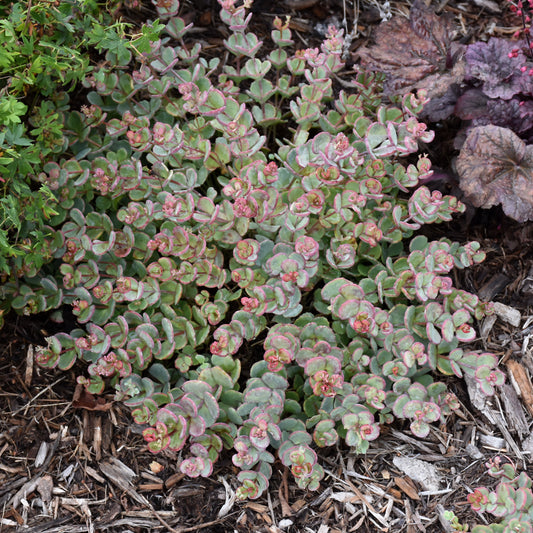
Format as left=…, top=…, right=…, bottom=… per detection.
left=2, top=1, right=533, bottom=532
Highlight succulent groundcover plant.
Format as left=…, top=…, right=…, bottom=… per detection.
left=446, top=457, right=533, bottom=532
left=2, top=0, right=505, bottom=499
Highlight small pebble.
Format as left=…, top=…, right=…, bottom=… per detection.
left=279, top=519, right=294, bottom=529
left=466, top=443, right=484, bottom=460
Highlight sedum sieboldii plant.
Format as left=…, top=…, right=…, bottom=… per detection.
left=446, top=457, right=533, bottom=532
left=1, top=0, right=504, bottom=499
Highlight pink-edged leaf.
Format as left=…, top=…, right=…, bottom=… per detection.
left=402, top=399, right=423, bottom=419
left=515, top=486, right=533, bottom=511
left=410, top=419, right=430, bottom=438
left=441, top=318, right=455, bottom=343
left=456, top=323, right=476, bottom=342
left=189, top=416, right=207, bottom=437
left=423, top=402, right=441, bottom=423
left=426, top=322, right=442, bottom=345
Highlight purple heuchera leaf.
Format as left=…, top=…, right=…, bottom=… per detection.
left=456, top=125, right=533, bottom=222
left=465, top=38, right=529, bottom=100
left=454, top=88, right=489, bottom=121
left=421, top=84, right=461, bottom=122
left=456, top=91, right=533, bottom=136
left=484, top=98, right=533, bottom=134
left=357, top=0, right=465, bottom=99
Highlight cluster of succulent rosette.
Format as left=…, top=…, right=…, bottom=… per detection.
left=2, top=0, right=505, bottom=501
left=445, top=458, right=533, bottom=532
